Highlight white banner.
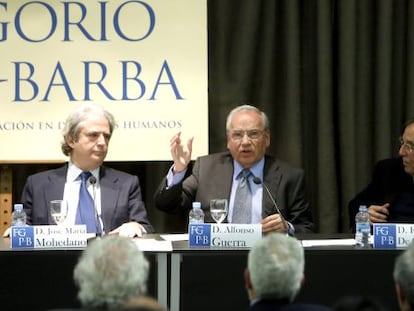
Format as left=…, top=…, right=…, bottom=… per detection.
left=0, top=0, right=208, bottom=162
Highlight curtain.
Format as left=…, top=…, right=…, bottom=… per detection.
left=208, top=0, right=414, bottom=233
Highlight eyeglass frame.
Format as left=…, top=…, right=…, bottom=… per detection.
left=227, top=129, right=267, bottom=141
left=399, top=137, right=414, bottom=153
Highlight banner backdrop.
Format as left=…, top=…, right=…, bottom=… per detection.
left=0, top=0, right=208, bottom=162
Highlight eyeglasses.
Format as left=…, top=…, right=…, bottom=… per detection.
left=228, top=129, right=264, bottom=141
left=399, top=137, right=414, bottom=153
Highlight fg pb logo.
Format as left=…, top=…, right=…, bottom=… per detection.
left=11, top=226, right=34, bottom=248
left=189, top=224, right=211, bottom=247
left=373, top=224, right=396, bottom=248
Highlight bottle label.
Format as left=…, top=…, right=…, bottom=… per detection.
left=356, top=222, right=370, bottom=233
left=355, top=222, right=371, bottom=247
left=189, top=209, right=204, bottom=224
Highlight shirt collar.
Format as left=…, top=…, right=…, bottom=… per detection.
left=233, top=157, right=265, bottom=180
left=67, top=161, right=100, bottom=182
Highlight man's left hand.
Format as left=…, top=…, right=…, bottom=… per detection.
left=109, top=222, right=147, bottom=238
left=261, top=214, right=288, bottom=234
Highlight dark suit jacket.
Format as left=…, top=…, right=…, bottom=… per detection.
left=348, top=157, right=414, bottom=230
left=21, top=164, right=153, bottom=233
left=249, top=299, right=332, bottom=311
left=154, top=152, right=314, bottom=233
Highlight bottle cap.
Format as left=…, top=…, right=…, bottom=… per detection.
left=359, top=205, right=367, bottom=211
left=192, top=202, right=201, bottom=209
left=14, top=203, right=23, bottom=211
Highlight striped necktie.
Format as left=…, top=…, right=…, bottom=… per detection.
left=232, top=169, right=252, bottom=223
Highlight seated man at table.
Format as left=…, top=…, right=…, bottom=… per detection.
left=154, top=104, right=314, bottom=235
left=393, top=241, right=414, bottom=311
left=3, top=103, right=153, bottom=238
left=348, top=118, right=414, bottom=230
left=245, top=233, right=331, bottom=311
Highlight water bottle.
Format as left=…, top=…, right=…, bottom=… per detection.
left=11, top=203, right=27, bottom=226
left=355, top=205, right=370, bottom=248
left=189, top=202, right=204, bottom=224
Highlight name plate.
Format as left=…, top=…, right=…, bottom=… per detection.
left=189, top=223, right=262, bottom=248
left=11, top=225, right=88, bottom=249
left=373, top=223, right=414, bottom=249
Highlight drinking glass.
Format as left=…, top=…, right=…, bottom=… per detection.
left=210, top=199, right=228, bottom=224
left=50, top=200, right=68, bottom=225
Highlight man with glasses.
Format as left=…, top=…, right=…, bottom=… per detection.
left=348, top=118, right=414, bottom=230
left=154, top=105, right=314, bottom=235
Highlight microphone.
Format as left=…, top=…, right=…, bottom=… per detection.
left=252, top=176, right=288, bottom=232
left=88, top=176, right=103, bottom=236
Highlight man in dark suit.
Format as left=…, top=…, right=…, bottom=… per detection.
left=154, top=104, right=313, bottom=234
left=245, top=233, right=331, bottom=311
left=6, top=104, right=152, bottom=237
left=348, top=118, right=414, bottom=230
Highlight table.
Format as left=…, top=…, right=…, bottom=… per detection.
left=0, top=235, right=402, bottom=311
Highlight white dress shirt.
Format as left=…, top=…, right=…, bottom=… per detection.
left=62, top=162, right=104, bottom=232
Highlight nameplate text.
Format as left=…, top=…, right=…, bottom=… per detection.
left=373, top=223, right=414, bottom=249
left=11, top=225, right=88, bottom=249
left=189, top=223, right=262, bottom=248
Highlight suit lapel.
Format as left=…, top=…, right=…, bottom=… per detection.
left=262, top=156, right=282, bottom=217
left=44, top=165, right=67, bottom=203
left=99, top=166, right=119, bottom=231
left=217, top=153, right=234, bottom=200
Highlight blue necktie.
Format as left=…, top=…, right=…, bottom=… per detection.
left=75, top=171, right=101, bottom=234
left=232, top=169, right=252, bottom=223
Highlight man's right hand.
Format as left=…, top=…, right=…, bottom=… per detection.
left=170, top=132, right=193, bottom=173
left=368, top=203, right=390, bottom=224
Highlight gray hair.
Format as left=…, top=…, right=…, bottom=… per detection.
left=225, top=104, right=269, bottom=131
left=248, top=233, right=304, bottom=301
left=74, top=236, right=149, bottom=309
left=394, top=241, right=414, bottom=308
left=61, top=104, right=116, bottom=156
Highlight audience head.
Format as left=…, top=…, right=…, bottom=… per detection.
left=226, top=104, right=270, bottom=168
left=394, top=242, right=414, bottom=311
left=61, top=104, right=116, bottom=171
left=74, top=235, right=149, bottom=309
left=245, top=233, right=305, bottom=302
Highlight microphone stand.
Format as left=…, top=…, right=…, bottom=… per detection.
left=252, top=177, right=288, bottom=233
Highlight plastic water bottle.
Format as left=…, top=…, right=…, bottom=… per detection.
left=189, top=202, right=204, bottom=224
left=11, top=203, right=27, bottom=226
left=355, top=205, right=370, bottom=248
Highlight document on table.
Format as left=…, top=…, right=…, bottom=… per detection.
left=301, top=239, right=357, bottom=247
left=160, top=233, right=189, bottom=241
left=135, top=239, right=173, bottom=252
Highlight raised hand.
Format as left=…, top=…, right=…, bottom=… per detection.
left=170, top=132, right=193, bottom=173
